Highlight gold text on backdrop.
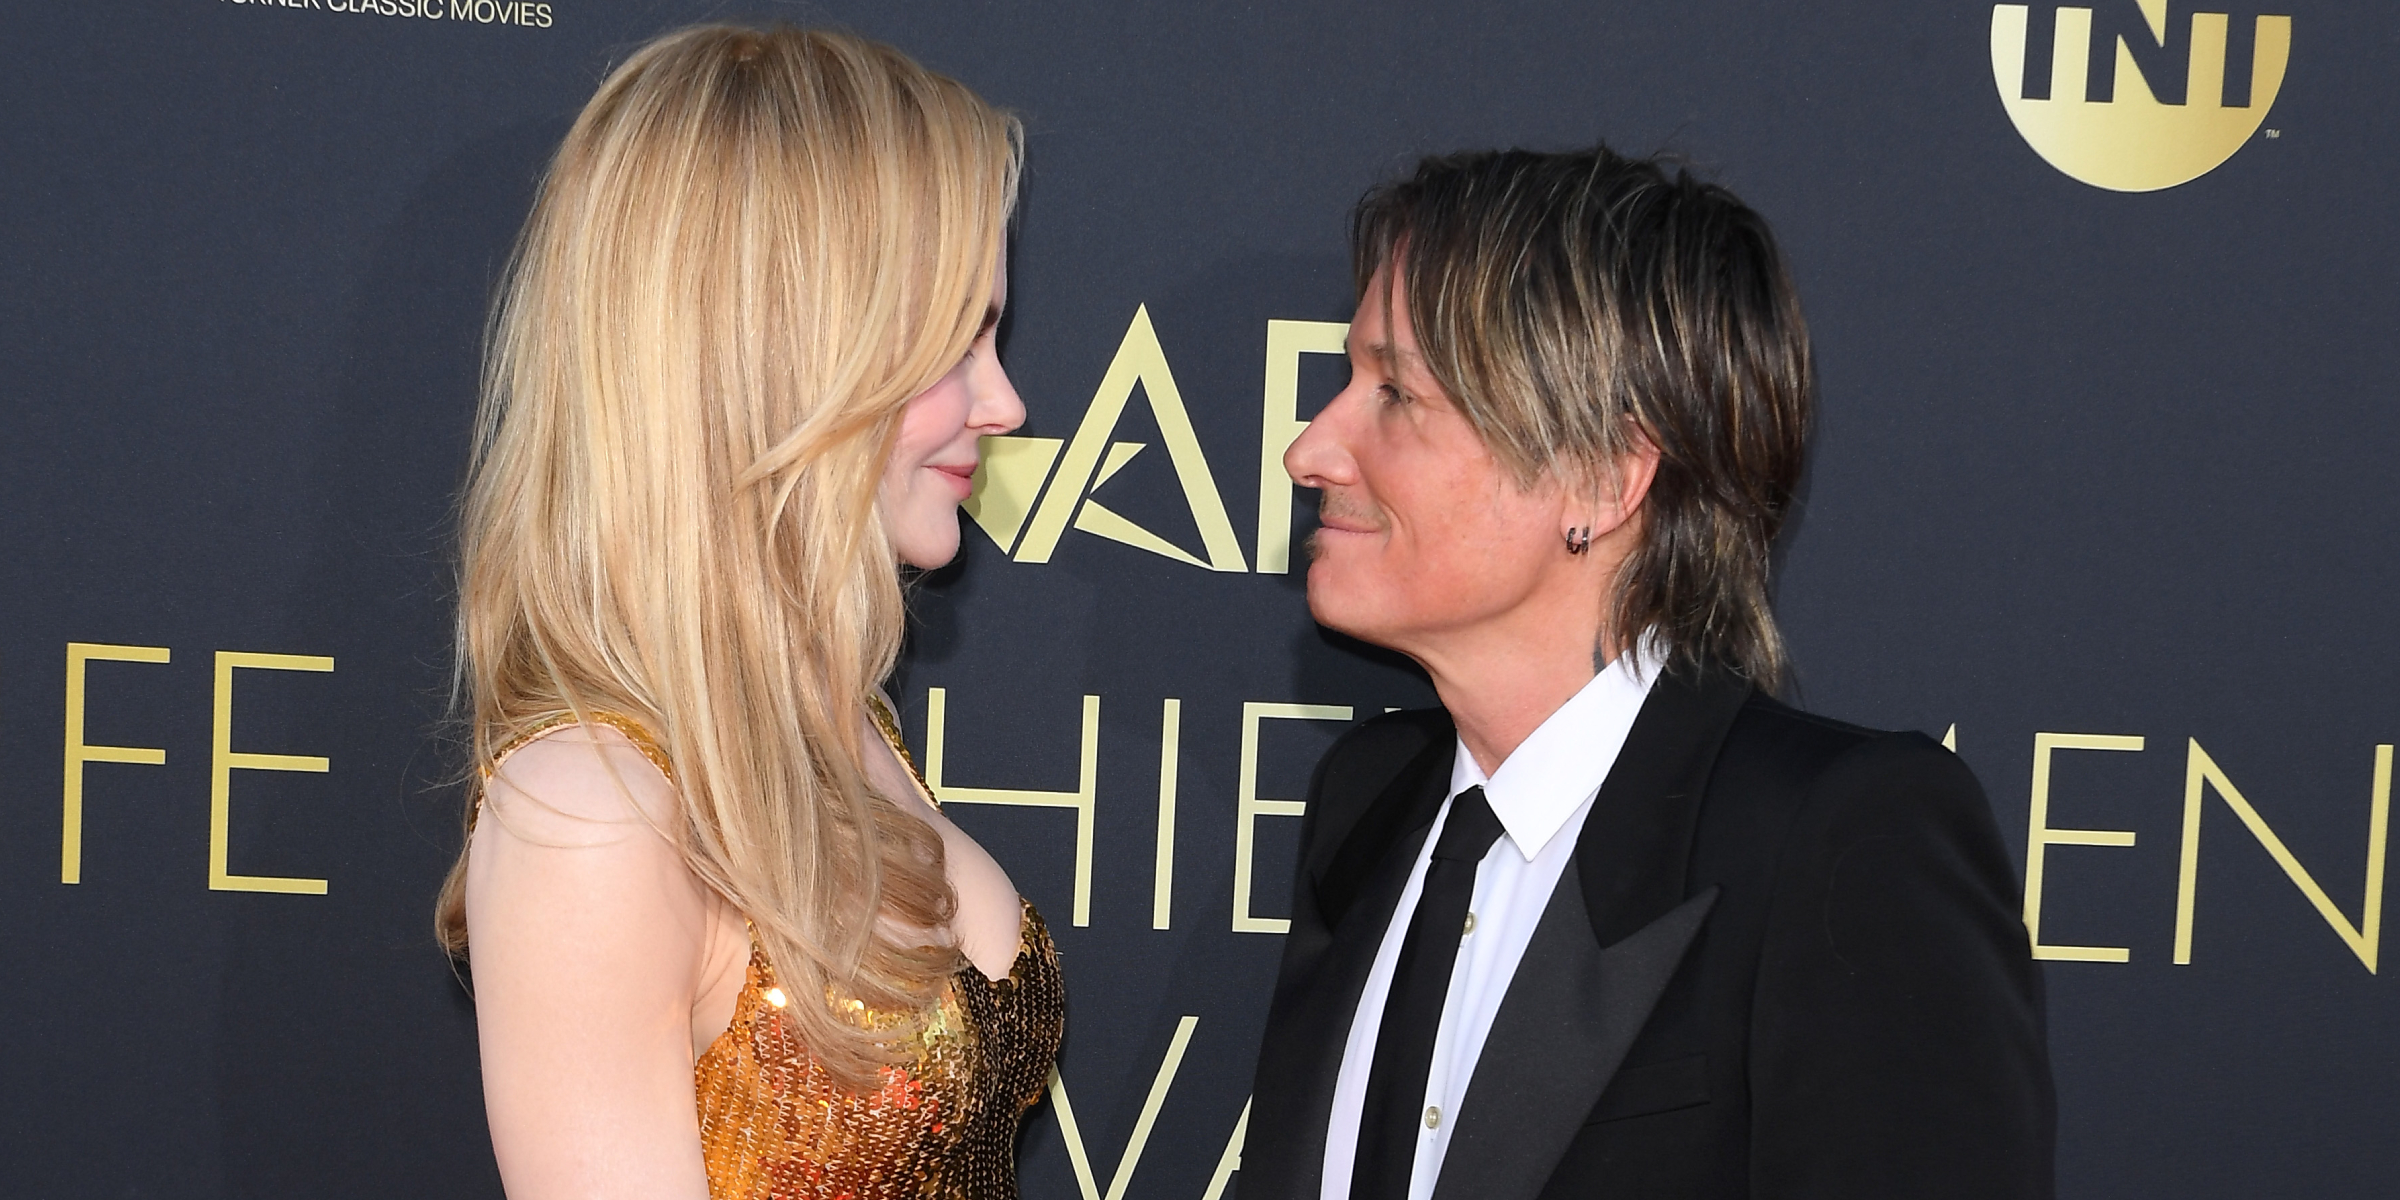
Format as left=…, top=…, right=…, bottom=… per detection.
left=56, top=643, right=335, bottom=893
left=1989, top=2, right=2290, bottom=191
left=2017, top=729, right=2390, bottom=970
left=966, top=313, right=1348, bottom=571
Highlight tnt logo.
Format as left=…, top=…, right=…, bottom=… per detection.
left=1990, top=2, right=2291, bottom=191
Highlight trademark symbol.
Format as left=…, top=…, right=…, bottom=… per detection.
left=2264, top=129, right=2282, bottom=138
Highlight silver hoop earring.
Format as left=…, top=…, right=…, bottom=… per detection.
left=1564, top=527, right=1591, bottom=555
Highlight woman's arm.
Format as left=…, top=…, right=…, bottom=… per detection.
left=464, top=725, right=716, bottom=1200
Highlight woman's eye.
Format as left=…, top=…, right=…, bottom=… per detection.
left=1376, top=383, right=1408, bottom=407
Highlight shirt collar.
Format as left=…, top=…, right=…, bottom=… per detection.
left=1447, top=636, right=1665, bottom=861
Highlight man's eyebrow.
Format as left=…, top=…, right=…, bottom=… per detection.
left=1351, top=338, right=1426, bottom=372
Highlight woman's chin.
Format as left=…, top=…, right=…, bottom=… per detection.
left=895, top=525, right=964, bottom=571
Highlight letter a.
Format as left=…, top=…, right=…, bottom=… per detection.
left=1014, top=306, right=1248, bottom=571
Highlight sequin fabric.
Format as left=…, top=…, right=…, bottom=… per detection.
left=696, top=899, right=1063, bottom=1199
left=693, top=698, right=1067, bottom=1200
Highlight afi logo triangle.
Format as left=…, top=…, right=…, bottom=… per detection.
left=1991, top=2, right=2291, bottom=191
left=966, top=306, right=1250, bottom=572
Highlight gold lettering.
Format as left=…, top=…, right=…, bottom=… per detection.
left=1015, top=306, right=1246, bottom=570
left=1201, top=1097, right=1251, bottom=1200
left=61, top=642, right=171, bottom=884
left=1255, top=319, right=1348, bottom=574
left=2174, top=739, right=2391, bottom=972
left=1989, top=5, right=2294, bottom=192
left=2023, top=732, right=2143, bottom=962
left=923, top=688, right=1099, bottom=926
left=1048, top=1015, right=1198, bottom=1200
left=1234, top=702, right=1353, bottom=933
left=1154, top=698, right=1181, bottom=931
left=211, top=651, right=334, bottom=894
left=962, top=435, right=1065, bottom=552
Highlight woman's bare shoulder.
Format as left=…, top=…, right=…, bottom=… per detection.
left=483, top=721, right=681, bottom=846
left=465, top=719, right=710, bottom=968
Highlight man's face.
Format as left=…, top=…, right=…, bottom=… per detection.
left=1284, top=268, right=1573, bottom=660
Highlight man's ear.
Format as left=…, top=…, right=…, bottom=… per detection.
left=1574, top=431, right=1663, bottom=539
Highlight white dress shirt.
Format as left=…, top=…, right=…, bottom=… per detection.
left=1319, top=641, right=1663, bottom=1200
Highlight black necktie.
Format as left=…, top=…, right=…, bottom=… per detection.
left=1351, top=785, right=1506, bottom=1199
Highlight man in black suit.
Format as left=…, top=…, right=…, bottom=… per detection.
left=1241, top=146, right=2054, bottom=1200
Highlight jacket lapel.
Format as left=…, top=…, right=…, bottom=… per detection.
left=1316, top=724, right=1455, bottom=932
left=1243, top=732, right=1453, bottom=1199
left=1575, top=665, right=1752, bottom=947
left=1430, top=666, right=1752, bottom=1200
left=1432, top=868, right=1720, bottom=1200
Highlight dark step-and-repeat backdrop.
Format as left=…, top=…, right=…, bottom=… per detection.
left=4, top=2, right=2391, bottom=1196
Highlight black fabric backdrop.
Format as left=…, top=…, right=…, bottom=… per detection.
left=4, top=2, right=2392, bottom=1196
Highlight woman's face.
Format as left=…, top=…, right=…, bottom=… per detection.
left=880, top=255, right=1024, bottom=569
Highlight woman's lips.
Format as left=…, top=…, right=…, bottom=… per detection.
left=929, top=463, right=977, bottom=499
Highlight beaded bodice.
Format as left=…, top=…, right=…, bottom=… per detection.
left=695, top=900, right=1063, bottom=1199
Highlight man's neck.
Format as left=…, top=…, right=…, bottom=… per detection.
left=1420, top=623, right=1628, bottom=777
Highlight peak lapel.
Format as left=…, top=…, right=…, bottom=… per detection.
left=1434, top=873, right=1719, bottom=1200
left=1242, top=733, right=1453, bottom=1200
left=1428, top=666, right=1750, bottom=1200
left=1576, top=665, right=1752, bottom=947
left=1316, top=726, right=1454, bottom=932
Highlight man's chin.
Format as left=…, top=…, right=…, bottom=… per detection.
left=1302, top=567, right=1384, bottom=646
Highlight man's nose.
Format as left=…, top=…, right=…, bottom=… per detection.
left=1284, top=386, right=1361, bottom=489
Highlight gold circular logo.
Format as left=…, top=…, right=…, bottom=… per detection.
left=1989, top=4, right=2291, bottom=192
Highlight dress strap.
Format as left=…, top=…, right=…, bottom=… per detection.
left=485, top=710, right=674, bottom=782
left=867, top=694, right=938, bottom=809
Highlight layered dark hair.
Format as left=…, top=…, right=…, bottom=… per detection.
left=1352, top=145, right=1813, bottom=690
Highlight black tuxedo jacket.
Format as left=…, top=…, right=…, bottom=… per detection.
left=1241, top=667, right=2054, bottom=1199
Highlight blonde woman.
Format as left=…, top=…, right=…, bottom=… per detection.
left=432, top=25, right=1059, bottom=1200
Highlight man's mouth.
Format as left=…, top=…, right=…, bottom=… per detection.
left=1314, top=497, right=1383, bottom=536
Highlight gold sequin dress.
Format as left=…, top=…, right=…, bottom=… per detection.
left=695, top=898, right=1062, bottom=1199
left=491, top=705, right=1066, bottom=1200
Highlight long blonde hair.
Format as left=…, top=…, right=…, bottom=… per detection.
left=433, top=23, right=1022, bottom=1089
